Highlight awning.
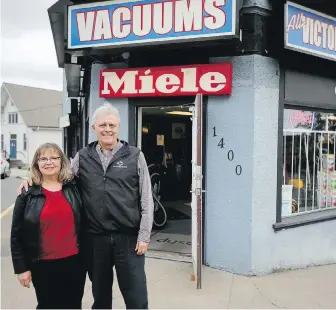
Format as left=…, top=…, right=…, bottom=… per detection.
left=48, top=0, right=70, bottom=68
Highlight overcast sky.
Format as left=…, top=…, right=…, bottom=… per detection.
left=1, top=0, right=63, bottom=90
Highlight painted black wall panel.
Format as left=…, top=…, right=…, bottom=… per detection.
left=284, top=70, right=336, bottom=107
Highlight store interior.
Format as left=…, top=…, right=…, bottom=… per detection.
left=139, top=105, right=193, bottom=257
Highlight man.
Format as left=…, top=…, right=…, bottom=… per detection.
left=18, top=103, right=154, bottom=309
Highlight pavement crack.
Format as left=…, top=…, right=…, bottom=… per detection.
left=227, top=273, right=234, bottom=309
left=249, top=277, right=288, bottom=309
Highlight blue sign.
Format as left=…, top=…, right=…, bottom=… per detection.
left=67, top=0, right=237, bottom=49
left=285, top=2, right=336, bottom=61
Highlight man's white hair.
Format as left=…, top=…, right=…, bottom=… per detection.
left=91, top=103, right=120, bottom=126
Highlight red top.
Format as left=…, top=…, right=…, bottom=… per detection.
left=39, top=188, right=78, bottom=260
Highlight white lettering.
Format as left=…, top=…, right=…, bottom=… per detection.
left=287, top=15, right=297, bottom=32
left=298, top=15, right=336, bottom=52
left=139, top=70, right=155, bottom=94
left=175, top=0, right=203, bottom=32
left=309, top=18, right=314, bottom=45
left=199, top=72, right=226, bottom=92
left=93, top=10, right=112, bottom=40
left=204, top=0, right=226, bottom=30
left=112, top=7, right=131, bottom=38
left=327, top=25, right=335, bottom=51
left=302, top=15, right=309, bottom=44
left=313, top=20, right=321, bottom=47
left=100, top=65, right=231, bottom=97
left=321, top=22, right=328, bottom=48
left=133, top=4, right=152, bottom=37
left=153, top=2, right=173, bottom=35
left=101, top=71, right=138, bottom=95
left=156, top=74, right=180, bottom=93
left=180, top=68, right=198, bottom=92
left=76, top=12, right=95, bottom=41
left=287, top=13, right=305, bottom=32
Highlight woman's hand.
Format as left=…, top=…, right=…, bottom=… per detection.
left=16, top=179, right=32, bottom=195
left=18, top=271, right=32, bottom=288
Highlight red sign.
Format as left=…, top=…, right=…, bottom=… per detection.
left=289, top=110, right=313, bottom=126
left=99, top=63, right=232, bottom=97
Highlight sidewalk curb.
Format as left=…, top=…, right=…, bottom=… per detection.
left=1, top=204, right=14, bottom=218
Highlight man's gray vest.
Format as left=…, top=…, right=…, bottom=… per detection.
left=77, top=141, right=141, bottom=235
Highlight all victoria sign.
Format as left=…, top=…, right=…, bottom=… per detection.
left=67, top=0, right=237, bottom=49
left=99, top=63, right=232, bottom=97
left=285, top=1, right=336, bottom=61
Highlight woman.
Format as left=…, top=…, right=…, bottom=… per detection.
left=10, top=143, right=86, bottom=309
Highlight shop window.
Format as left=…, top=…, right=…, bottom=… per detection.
left=282, top=108, right=336, bottom=217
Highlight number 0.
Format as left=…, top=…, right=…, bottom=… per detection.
left=228, top=150, right=234, bottom=161
left=236, top=165, right=242, bottom=175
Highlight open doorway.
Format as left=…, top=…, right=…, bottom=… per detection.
left=138, top=105, right=193, bottom=260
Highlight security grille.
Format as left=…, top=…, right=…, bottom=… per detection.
left=282, top=111, right=336, bottom=216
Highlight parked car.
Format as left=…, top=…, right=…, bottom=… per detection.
left=1, top=155, right=11, bottom=179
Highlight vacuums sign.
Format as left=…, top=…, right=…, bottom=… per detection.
left=285, top=1, right=336, bottom=61
left=67, top=0, right=237, bottom=49
left=99, top=63, right=232, bottom=97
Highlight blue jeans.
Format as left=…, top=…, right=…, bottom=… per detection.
left=86, top=233, right=148, bottom=309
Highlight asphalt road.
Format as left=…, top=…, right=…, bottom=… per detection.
left=1, top=177, right=23, bottom=211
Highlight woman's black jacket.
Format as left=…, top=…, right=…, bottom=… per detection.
left=10, top=180, right=85, bottom=275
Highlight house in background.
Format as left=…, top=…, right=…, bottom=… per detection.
left=1, top=83, right=62, bottom=167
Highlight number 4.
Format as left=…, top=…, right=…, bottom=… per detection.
left=218, top=138, right=225, bottom=148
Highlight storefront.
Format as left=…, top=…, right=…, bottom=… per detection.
left=273, top=1, right=336, bottom=270
left=48, top=0, right=336, bottom=281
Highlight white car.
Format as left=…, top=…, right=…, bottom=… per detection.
left=1, top=155, right=11, bottom=179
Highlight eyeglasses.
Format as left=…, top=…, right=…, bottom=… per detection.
left=38, top=157, right=61, bottom=164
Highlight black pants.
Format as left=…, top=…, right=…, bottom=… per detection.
left=87, top=233, right=148, bottom=309
left=31, top=254, right=86, bottom=309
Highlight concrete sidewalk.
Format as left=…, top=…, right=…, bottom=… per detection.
left=2, top=250, right=336, bottom=309
left=93, top=261, right=336, bottom=309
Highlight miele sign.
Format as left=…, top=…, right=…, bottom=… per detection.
left=99, top=64, right=232, bottom=97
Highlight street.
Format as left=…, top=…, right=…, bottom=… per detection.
left=1, top=176, right=22, bottom=211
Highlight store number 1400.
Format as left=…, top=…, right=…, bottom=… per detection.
left=213, top=127, right=242, bottom=176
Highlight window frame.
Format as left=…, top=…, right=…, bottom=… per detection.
left=274, top=69, right=336, bottom=231
left=8, top=112, right=18, bottom=124
left=23, top=134, right=27, bottom=151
